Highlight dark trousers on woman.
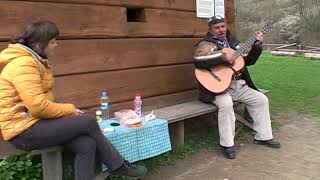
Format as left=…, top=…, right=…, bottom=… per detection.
left=10, top=115, right=124, bottom=180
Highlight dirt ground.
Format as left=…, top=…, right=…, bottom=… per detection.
left=145, top=112, right=320, bottom=180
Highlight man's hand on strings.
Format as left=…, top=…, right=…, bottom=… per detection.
left=222, top=50, right=235, bottom=64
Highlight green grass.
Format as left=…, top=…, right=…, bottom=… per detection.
left=249, top=53, right=320, bottom=117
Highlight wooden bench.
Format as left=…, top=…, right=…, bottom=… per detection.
left=0, top=135, right=63, bottom=180
left=0, top=89, right=268, bottom=179
left=0, top=134, right=109, bottom=180
left=154, top=89, right=270, bottom=149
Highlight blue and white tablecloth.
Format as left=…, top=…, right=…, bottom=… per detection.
left=99, top=118, right=172, bottom=163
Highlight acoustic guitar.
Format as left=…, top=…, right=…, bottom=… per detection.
left=194, top=23, right=273, bottom=93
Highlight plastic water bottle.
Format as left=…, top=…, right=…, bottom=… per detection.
left=100, top=91, right=109, bottom=120
left=134, top=93, right=142, bottom=117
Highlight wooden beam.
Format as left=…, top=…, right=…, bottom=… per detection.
left=53, top=64, right=198, bottom=108
left=1, top=38, right=199, bottom=76
left=274, top=43, right=298, bottom=50
left=0, top=1, right=127, bottom=39
left=10, top=0, right=196, bottom=11
left=0, top=1, right=207, bottom=40
left=271, top=51, right=298, bottom=57
left=225, top=0, right=236, bottom=37
left=106, top=89, right=198, bottom=116
left=305, top=53, right=320, bottom=60
left=126, top=9, right=207, bottom=37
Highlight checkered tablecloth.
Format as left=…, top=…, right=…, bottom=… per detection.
left=99, top=118, right=172, bottom=163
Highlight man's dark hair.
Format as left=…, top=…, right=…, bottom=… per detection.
left=11, top=20, right=59, bottom=51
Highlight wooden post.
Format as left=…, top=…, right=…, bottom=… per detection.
left=225, top=0, right=236, bottom=37
left=42, top=150, right=63, bottom=180
left=235, top=112, right=253, bottom=130
left=95, top=172, right=110, bottom=180
left=169, top=121, right=184, bottom=150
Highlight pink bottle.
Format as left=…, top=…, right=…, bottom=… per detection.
left=134, top=93, right=142, bottom=116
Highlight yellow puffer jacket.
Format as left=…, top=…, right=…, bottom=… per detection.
left=0, top=43, right=76, bottom=140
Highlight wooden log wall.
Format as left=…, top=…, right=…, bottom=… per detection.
left=0, top=0, right=236, bottom=114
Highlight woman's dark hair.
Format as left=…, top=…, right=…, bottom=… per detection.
left=11, top=20, right=59, bottom=51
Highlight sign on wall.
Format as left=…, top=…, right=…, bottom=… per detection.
left=196, top=0, right=225, bottom=18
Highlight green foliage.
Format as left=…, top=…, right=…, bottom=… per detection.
left=277, top=15, right=301, bottom=43
left=0, top=154, right=42, bottom=180
left=235, top=0, right=320, bottom=44
left=63, top=163, right=74, bottom=180
left=250, top=53, right=320, bottom=117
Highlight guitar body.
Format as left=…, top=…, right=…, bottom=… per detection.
left=195, top=48, right=245, bottom=93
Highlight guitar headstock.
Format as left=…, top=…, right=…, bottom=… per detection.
left=260, top=22, right=274, bottom=34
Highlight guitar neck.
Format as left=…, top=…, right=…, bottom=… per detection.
left=232, top=36, right=256, bottom=59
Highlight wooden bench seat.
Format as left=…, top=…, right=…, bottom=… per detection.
left=0, top=134, right=110, bottom=180
left=0, top=138, right=63, bottom=180
left=155, top=89, right=269, bottom=149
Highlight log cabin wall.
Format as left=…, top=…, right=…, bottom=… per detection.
left=0, top=0, right=235, bottom=114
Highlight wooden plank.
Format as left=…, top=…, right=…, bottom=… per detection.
left=106, top=89, right=198, bottom=116
left=0, top=2, right=207, bottom=39
left=0, top=1, right=127, bottom=39
left=274, top=43, right=298, bottom=50
left=127, top=9, right=207, bottom=37
left=12, top=0, right=196, bottom=11
left=305, top=53, right=320, bottom=60
left=53, top=64, right=198, bottom=108
left=28, top=38, right=198, bottom=76
left=1, top=37, right=200, bottom=75
left=95, top=172, right=110, bottom=180
left=0, top=130, right=61, bottom=159
left=30, top=146, right=62, bottom=156
left=42, top=150, right=63, bottom=180
left=0, top=133, right=24, bottom=159
left=280, top=49, right=315, bottom=53
left=235, top=112, right=253, bottom=129
left=154, top=100, right=254, bottom=133
left=271, top=51, right=298, bottom=57
left=225, top=0, right=236, bottom=37
left=154, top=100, right=217, bottom=124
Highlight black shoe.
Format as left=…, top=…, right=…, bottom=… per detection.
left=254, top=139, right=281, bottom=148
left=221, top=146, right=236, bottom=159
left=110, top=160, right=147, bottom=178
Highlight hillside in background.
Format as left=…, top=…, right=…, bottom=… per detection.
left=235, top=0, right=320, bottom=46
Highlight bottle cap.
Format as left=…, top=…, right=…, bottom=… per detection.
left=102, top=91, right=108, bottom=97
left=96, top=110, right=102, bottom=115
left=135, top=93, right=142, bottom=98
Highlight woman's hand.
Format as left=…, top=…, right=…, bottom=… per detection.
left=75, top=109, right=84, bottom=115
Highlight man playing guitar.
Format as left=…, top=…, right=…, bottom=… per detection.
left=194, top=15, right=281, bottom=159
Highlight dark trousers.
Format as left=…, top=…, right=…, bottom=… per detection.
left=10, top=115, right=124, bottom=180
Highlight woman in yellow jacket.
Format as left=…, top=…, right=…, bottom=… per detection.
left=0, top=20, right=146, bottom=180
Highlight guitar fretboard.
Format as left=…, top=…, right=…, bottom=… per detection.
left=232, top=37, right=256, bottom=60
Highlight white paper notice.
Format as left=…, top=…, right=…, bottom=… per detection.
left=196, top=0, right=225, bottom=18
left=196, top=0, right=214, bottom=18
left=214, top=0, right=225, bottom=18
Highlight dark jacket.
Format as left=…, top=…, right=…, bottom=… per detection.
left=194, top=32, right=262, bottom=103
